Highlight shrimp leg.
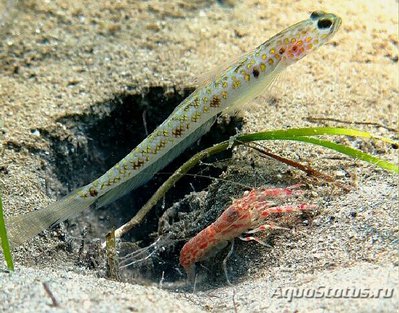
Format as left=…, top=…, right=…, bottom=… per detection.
left=222, top=240, right=235, bottom=285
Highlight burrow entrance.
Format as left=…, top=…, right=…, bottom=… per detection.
left=38, top=86, right=245, bottom=285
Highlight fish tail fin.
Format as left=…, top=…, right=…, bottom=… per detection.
left=6, top=187, right=96, bottom=246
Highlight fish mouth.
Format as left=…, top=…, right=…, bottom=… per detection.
left=331, top=15, right=342, bottom=33
left=336, top=16, right=342, bottom=29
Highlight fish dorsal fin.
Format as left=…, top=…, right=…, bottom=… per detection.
left=192, top=48, right=256, bottom=88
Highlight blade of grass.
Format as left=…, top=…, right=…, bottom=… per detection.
left=271, top=136, right=399, bottom=173
left=238, top=127, right=398, bottom=145
left=306, top=116, right=398, bottom=133
left=0, top=191, right=14, bottom=271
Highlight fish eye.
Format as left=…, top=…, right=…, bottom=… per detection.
left=310, top=11, right=325, bottom=20
left=317, top=18, right=333, bottom=29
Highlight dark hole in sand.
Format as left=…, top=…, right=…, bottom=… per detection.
left=38, top=86, right=243, bottom=284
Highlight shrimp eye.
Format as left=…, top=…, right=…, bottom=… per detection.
left=225, top=208, right=239, bottom=223
left=317, top=19, right=333, bottom=29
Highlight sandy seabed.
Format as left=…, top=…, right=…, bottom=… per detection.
left=0, top=1, right=398, bottom=312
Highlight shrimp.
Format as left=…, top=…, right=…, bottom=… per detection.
left=179, top=185, right=314, bottom=283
